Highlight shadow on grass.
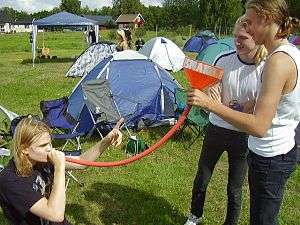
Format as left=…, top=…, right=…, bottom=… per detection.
left=145, top=125, right=203, bottom=145
left=73, top=182, right=185, bottom=225
left=21, top=57, right=75, bottom=64
left=67, top=204, right=95, bottom=225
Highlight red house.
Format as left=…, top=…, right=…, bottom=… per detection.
left=115, top=13, right=145, bottom=29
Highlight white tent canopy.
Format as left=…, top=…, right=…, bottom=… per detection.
left=138, top=37, right=185, bottom=72
left=31, top=11, right=99, bottom=67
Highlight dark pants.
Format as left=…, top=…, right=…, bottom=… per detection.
left=247, top=146, right=297, bottom=225
left=191, top=123, right=248, bottom=225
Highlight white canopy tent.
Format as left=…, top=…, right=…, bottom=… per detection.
left=32, top=11, right=99, bottom=67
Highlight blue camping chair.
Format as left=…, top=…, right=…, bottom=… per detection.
left=40, top=97, right=85, bottom=151
left=40, top=97, right=86, bottom=187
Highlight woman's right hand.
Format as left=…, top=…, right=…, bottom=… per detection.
left=47, top=149, right=65, bottom=170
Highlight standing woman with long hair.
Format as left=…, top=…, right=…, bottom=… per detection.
left=187, top=0, right=300, bottom=224
left=184, top=15, right=267, bottom=225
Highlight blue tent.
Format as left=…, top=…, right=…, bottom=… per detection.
left=183, top=30, right=218, bottom=53
left=68, top=50, right=181, bottom=130
left=196, top=38, right=235, bottom=65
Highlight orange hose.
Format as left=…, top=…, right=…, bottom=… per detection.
left=65, top=105, right=191, bottom=167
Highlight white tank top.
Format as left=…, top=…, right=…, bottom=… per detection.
left=248, top=44, right=300, bottom=157
left=209, top=51, right=265, bottom=131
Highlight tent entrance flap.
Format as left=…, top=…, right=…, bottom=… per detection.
left=82, top=79, right=121, bottom=124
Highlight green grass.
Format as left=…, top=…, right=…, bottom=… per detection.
left=0, top=31, right=299, bottom=225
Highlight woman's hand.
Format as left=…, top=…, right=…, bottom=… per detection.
left=47, top=149, right=65, bottom=170
left=242, top=100, right=256, bottom=114
left=102, top=118, right=124, bottom=147
left=187, top=89, right=214, bottom=111
left=208, top=85, right=222, bottom=103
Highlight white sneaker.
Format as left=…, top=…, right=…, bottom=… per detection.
left=184, top=214, right=202, bottom=225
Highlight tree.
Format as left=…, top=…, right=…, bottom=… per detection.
left=59, top=0, right=81, bottom=14
left=112, top=0, right=143, bottom=17
left=98, top=6, right=113, bottom=16
left=142, top=5, right=165, bottom=30
left=287, top=0, right=300, bottom=19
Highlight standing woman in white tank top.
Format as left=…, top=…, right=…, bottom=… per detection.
left=184, top=16, right=267, bottom=225
left=187, top=1, right=300, bottom=224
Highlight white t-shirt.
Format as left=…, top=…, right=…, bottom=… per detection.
left=209, top=51, right=265, bottom=131
left=249, top=44, right=300, bottom=157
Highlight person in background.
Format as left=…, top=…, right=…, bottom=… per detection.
left=123, top=28, right=132, bottom=49
left=184, top=15, right=267, bottom=225
left=116, top=29, right=129, bottom=51
left=135, top=37, right=145, bottom=51
left=88, top=27, right=96, bottom=45
left=0, top=116, right=123, bottom=225
left=187, top=0, right=300, bottom=224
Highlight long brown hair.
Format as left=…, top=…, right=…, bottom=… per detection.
left=13, top=116, right=51, bottom=176
left=246, top=0, right=300, bottom=38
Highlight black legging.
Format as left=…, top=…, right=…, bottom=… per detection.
left=190, top=123, right=248, bottom=225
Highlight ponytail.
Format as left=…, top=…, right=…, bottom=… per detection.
left=277, top=16, right=300, bottom=38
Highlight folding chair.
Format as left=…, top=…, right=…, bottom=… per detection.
left=174, top=88, right=209, bottom=144
left=40, top=97, right=85, bottom=187
left=40, top=97, right=85, bottom=151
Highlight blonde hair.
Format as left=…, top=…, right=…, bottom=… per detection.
left=13, top=116, right=51, bottom=176
left=234, top=14, right=268, bottom=64
left=116, top=29, right=126, bottom=41
left=234, top=15, right=247, bottom=30
left=254, top=45, right=268, bottom=64
left=246, top=0, right=300, bottom=38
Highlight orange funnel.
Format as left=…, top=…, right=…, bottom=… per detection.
left=183, top=58, right=224, bottom=90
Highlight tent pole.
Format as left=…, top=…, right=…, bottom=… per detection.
left=32, top=23, right=37, bottom=67
left=95, top=25, right=99, bottom=43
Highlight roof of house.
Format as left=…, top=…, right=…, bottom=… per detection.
left=12, top=19, right=33, bottom=25
left=115, top=13, right=144, bottom=23
left=81, top=15, right=114, bottom=26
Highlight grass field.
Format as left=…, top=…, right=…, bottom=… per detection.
left=0, top=31, right=299, bottom=225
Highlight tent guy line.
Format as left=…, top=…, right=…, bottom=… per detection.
left=65, top=105, right=191, bottom=167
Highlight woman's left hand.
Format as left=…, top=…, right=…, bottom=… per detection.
left=208, top=85, right=222, bottom=103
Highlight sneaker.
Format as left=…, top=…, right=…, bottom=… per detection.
left=184, top=214, right=202, bottom=225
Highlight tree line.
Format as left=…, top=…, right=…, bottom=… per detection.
left=1, top=0, right=299, bottom=34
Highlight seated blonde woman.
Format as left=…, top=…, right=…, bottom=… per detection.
left=116, top=29, right=129, bottom=51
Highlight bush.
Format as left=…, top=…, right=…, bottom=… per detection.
left=176, top=25, right=196, bottom=37
left=108, top=29, right=116, bottom=41
left=134, top=27, right=147, bottom=38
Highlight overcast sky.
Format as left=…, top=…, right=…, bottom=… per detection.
left=0, top=0, right=163, bottom=13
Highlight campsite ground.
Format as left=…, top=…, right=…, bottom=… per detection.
left=0, top=31, right=299, bottom=225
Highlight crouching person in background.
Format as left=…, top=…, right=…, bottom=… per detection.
left=0, top=116, right=123, bottom=225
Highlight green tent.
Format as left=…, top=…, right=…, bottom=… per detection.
left=196, top=37, right=235, bottom=65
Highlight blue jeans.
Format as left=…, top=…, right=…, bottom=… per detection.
left=190, top=123, right=248, bottom=225
left=247, top=146, right=297, bottom=225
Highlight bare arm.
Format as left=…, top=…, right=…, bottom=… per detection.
left=187, top=52, right=296, bottom=137
left=29, top=150, right=66, bottom=222
left=65, top=118, right=124, bottom=170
